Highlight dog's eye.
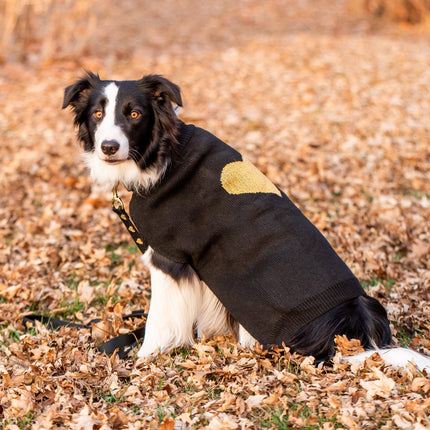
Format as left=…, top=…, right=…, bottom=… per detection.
left=130, top=111, right=141, bottom=120
left=93, top=110, right=103, bottom=120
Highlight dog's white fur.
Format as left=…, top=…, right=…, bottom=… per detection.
left=83, top=152, right=165, bottom=192
left=85, top=83, right=429, bottom=372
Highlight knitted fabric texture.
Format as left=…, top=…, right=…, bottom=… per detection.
left=129, top=122, right=365, bottom=346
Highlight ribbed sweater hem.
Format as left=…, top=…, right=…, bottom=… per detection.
left=271, top=277, right=364, bottom=344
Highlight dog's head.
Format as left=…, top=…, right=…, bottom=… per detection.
left=63, top=72, right=182, bottom=188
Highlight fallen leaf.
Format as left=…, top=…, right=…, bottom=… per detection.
left=159, top=416, right=175, bottom=430
left=335, top=335, right=365, bottom=356
left=411, top=377, right=430, bottom=394
left=245, top=394, right=266, bottom=409
left=360, top=369, right=396, bottom=399
left=71, top=406, right=101, bottom=430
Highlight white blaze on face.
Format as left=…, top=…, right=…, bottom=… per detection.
left=94, top=82, right=129, bottom=160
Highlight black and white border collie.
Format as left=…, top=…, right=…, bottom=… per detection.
left=63, top=72, right=430, bottom=371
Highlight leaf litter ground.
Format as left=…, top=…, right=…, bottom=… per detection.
left=1, top=1, right=430, bottom=428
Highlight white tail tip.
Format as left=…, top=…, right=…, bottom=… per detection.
left=347, top=347, right=430, bottom=372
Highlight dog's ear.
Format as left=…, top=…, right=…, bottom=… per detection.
left=62, top=72, right=100, bottom=109
left=138, top=75, right=183, bottom=107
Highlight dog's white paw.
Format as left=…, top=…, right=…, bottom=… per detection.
left=137, top=332, right=194, bottom=358
left=137, top=343, right=160, bottom=359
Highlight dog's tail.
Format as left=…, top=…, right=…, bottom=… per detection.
left=346, top=347, right=430, bottom=372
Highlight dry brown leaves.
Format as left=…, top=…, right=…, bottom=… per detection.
left=1, top=1, right=430, bottom=428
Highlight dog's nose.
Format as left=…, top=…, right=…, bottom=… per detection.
left=101, top=140, right=120, bottom=156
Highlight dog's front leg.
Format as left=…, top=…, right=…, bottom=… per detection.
left=138, top=249, right=200, bottom=358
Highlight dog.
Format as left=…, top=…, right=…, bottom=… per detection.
left=63, top=72, right=430, bottom=371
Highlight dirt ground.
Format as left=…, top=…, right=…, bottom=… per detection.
left=1, top=1, right=430, bottom=428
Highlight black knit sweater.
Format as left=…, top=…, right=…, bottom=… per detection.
left=130, top=122, right=365, bottom=346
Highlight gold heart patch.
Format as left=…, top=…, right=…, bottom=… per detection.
left=221, top=159, right=281, bottom=196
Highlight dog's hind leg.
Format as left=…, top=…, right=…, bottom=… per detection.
left=196, top=283, right=237, bottom=340
left=137, top=249, right=201, bottom=358
left=238, top=324, right=258, bottom=348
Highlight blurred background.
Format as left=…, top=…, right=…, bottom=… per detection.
left=1, top=0, right=430, bottom=64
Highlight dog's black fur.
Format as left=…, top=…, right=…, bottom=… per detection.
left=63, top=73, right=396, bottom=363
left=290, top=295, right=393, bottom=362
